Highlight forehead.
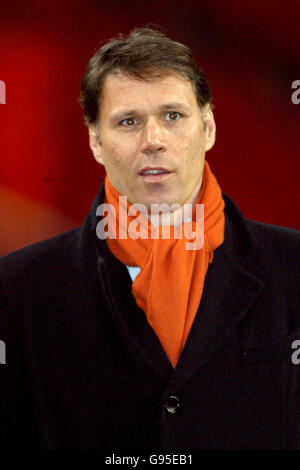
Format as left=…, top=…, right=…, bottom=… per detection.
left=100, top=72, right=198, bottom=113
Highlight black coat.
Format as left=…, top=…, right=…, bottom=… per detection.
left=0, top=184, right=299, bottom=450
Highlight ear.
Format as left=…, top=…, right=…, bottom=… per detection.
left=88, top=125, right=103, bottom=165
left=202, top=104, right=216, bottom=152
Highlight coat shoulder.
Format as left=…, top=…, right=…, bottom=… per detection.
left=0, top=227, right=83, bottom=293
left=223, top=192, right=300, bottom=262
left=222, top=193, right=300, bottom=291
left=242, top=218, right=300, bottom=291
left=245, top=218, right=300, bottom=259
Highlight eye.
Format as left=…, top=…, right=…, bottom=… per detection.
left=166, top=111, right=182, bottom=121
left=120, top=118, right=137, bottom=127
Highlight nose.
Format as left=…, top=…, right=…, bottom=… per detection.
left=140, top=117, right=167, bottom=155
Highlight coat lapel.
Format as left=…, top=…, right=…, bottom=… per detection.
left=167, top=193, right=266, bottom=388
left=96, top=249, right=174, bottom=380
left=168, top=238, right=265, bottom=389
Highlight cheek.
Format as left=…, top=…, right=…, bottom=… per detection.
left=177, top=123, right=205, bottom=148
left=106, top=138, right=135, bottom=168
left=103, top=145, right=125, bottom=169
left=189, top=131, right=206, bottom=158
left=180, top=141, right=205, bottom=179
left=179, top=134, right=204, bottom=163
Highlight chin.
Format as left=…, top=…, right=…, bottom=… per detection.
left=148, top=199, right=180, bottom=212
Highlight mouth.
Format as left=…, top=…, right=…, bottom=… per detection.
left=138, top=167, right=173, bottom=182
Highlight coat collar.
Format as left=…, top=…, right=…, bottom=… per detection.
left=85, top=182, right=265, bottom=384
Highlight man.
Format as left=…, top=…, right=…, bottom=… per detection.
left=0, top=27, right=299, bottom=450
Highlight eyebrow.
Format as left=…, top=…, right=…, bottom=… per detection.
left=109, top=102, right=190, bottom=123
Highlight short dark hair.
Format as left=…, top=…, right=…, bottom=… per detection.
left=79, top=27, right=213, bottom=126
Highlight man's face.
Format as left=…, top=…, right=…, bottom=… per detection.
left=89, top=71, right=216, bottom=210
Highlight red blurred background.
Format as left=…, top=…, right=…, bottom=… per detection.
left=0, top=0, right=299, bottom=255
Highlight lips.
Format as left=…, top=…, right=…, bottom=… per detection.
left=138, top=167, right=173, bottom=183
left=139, top=167, right=171, bottom=175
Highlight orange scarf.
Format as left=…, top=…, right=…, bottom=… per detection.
left=104, top=160, right=225, bottom=367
